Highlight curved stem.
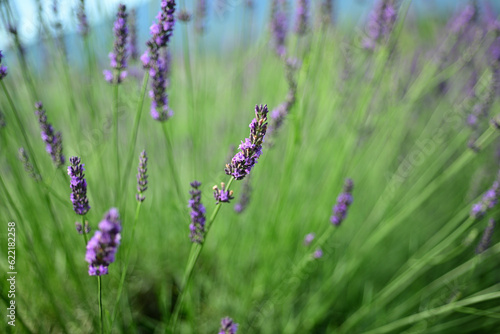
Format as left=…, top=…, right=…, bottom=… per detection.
left=169, top=176, right=235, bottom=333
left=98, top=276, right=103, bottom=334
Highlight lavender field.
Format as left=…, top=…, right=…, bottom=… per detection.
left=1, top=0, right=500, bottom=333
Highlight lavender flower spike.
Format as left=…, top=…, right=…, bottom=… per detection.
left=128, top=9, right=138, bottom=61
left=213, top=182, right=234, bottom=204
left=330, top=178, right=354, bottom=226
left=270, top=0, right=288, bottom=57
left=136, top=150, right=148, bottom=202
left=149, top=48, right=173, bottom=121
left=189, top=181, right=206, bottom=243
left=77, top=0, right=89, bottom=36
left=476, top=219, right=495, bottom=254
left=0, top=50, right=7, bottom=80
left=219, top=317, right=238, bottom=334
left=85, top=208, right=122, bottom=276
left=103, top=4, right=128, bottom=84
left=362, top=0, right=398, bottom=50
left=294, top=0, right=309, bottom=35
left=470, top=172, right=500, bottom=219
left=35, top=102, right=65, bottom=167
left=68, top=156, right=90, bottom=215
left=225, top=104, right=269, bottom=180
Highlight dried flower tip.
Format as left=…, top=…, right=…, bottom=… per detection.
left=213, top=183, right=234, bottom=204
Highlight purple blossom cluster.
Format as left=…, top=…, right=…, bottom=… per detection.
left=149, top=54, right=173, bottom=121
left=294, top=0, right=309, bottom=35
left=470, top=175, right=500, bottom=219
left=103, top=4, right=128, bottom=84
left=225, top=105, right=269, bottom=180
left=362, top=0, right=397, bottom=50
left=476, top=218, right=495, bottom=254
left=0, top=50, right=7, bottom=80
left=77, top=0, right=89, bottom=36
left=270, top=0, right=288, bottom=57
left=68, top=156, right=90, bottom=216
left=35, top=102, right=65, bottom=167
left=219, top=317, right=238, bottom=334
left=136, top=150, right=148, bottom=202
left=213, top=182, right=234, bottom=204
left=449, top=2, right=478, bottom=35
left=85, top=208, right=122, bottom=276
left=189, top=181, right=206, bottom=243
left=330, top=178, right=354, bottom=226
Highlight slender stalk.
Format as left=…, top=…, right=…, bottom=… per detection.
left=119, top=72, right=150, bottom=206
left=113, top=84, right=120, bottom=203
left=98, top=276, right=104, bottom=334
left=161, top=122, right=185, bottom=206
left=110, top=201, right=142, bottom=329
left=82, top=214, right=89, bottom=246
left=169, top=176, right=235, bottom=333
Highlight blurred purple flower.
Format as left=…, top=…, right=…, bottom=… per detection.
left=68, top=156, right=90, bottom=215
left=77, top=0, right=89, bottom=36
left=0, top=50, right=7, bottom=80
left=35, top=102, right=65, bottom=167
left=104, top=4, right=128, bottom=84
left=304, top=233, right=315, bottom=246
left=313, top=248, right=323, bottom=259
left=189, top=181, right=206, bottom=243
left=362, top=0, right=397, bottom=50
left=219, top=317, right=238, bottom=334
left=294, top=0, right=309, bottom=35
left=330, top=178, right=354, bottom=226
left=471, top=174, right=500, bottom=219
left=271, top=0, right=288, bottom=56
left=476, top=218, right=495, bottom=254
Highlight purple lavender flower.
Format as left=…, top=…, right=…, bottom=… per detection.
left=75, top=221, right=91, bottom=234
left=330, top=178, right=354, bottom=226
left=470, top=175, right=500, bottom=219
left=195, top=0, right=207, bottom=34
left=128, top=9, right=138, bottom=61
left=270, top=0, right=288, bottom=57
left=362, top=0, right=397, bottom=50
left=18, top=148, right=40, bottom=181
left=234, top=176, right=252, bottom=213
left=449, top=2, right=477, bottom=35
left=136, top=150, right=148, bottom=202
left=313, top=248, right=323, bottom=259
left=103, top=4, right=128, bottom=84
left=225, top=105, right=269, bottom=180
left=35, top=102, right=65, bottom=167
left=189, top=181, right=206, bottom=243
left=85, top=208, right=122, bottom=276
left=304, top=233, right=315, bottom=246
left=294, top=0, right=309, bottom=35
left=476, top=218, right=495, bottom=254
left=77, top=0, right=89, bottom=36
left=213, top=182, right=234, bottom=204
left=0, top=50, right=7, bottom=80
left=219, top=317, right=238, bottom=334
left=68, top=156, right=90, bottom=215
left=149, top=48, right=173, bottom=121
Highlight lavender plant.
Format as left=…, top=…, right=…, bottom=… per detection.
left=68, top=156, right=90, bottom=216
left=35, top=102, right=65, bottom=168
left=103, top=4, right=129, bottom=84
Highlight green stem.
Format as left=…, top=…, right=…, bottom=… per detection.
left=98, top=276, right=103, bottom=334
left=119, top=72, right=150, bottom=206
left=113, top=84, right=120, bottom=203
left=110, top=201, right=142, bottom=329
left=82, top=214, right=89, bottom=246
left=161, top=122, right=185, bottom=206
left=169, top=177, right=235, bottom=333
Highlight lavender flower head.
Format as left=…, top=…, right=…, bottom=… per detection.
left=136, top=150, right=148, bottom=202
left=149, top=51, right=173, bottom=121
left=77, top=0, right=89, bottom=36
left=470, top=174, right=500, bottom=219
left=362, top=0, right=397, bottom=50
left=0, top=50, right=7, bottom=80
left=103, top=4, right=128, bottom=84
left=35, top=102, right=65, bottom=167
left=225, top=104, right=269, bottom=180
left=128, top=9, right=138, bottom=61
left=270, top=0, right=288, bottom=57
left=476, top=218, right=495, bottom=254
left=85, top=208, right=122, bottom=276
left=219, top=317, right=238, bottom=334
left=330, top=178, right=354, bottom=226
left=189, top=181, right=206, bottom=243
left=304, top=233, right=315, bottom=246
left=68, top=156, right=90, bottom=215
left=195, top=0, right=208, bottom=34
left=294, top=0, right=309, bottom=35
left=449, top=2, right=477, bottom=35
left=18, top=148, right=40, bottom=181
left=213, top=182, right=234, bottom=204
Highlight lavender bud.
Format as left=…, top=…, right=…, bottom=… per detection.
left=213, top=182, right=234, bottom=204
left=35, top=102, right=65, bottom=167
left=18, top=148, right=40, bottom=181
left=85, top=208, right=122, bottom=276
left=234, top=176, right=252, bottom=213
left=77, top=0, right=90, bottom=36
left=270, top=0, right=288, bottom=57
left=470, top=173, right=500, bottom=219
left=0, top=50, right=7, bottom=80
left=189, top=181, right=206, bottom=243
left=195, top=0, right=208, bottom=34
left=225, top=105, right=269, bottom=180
left=313, top=248, right=323, bottom=259
left=304, top=233, right=315, bottom=246
left=476, top=219, right=495, bottom=254
left=294, top=0, right=309, bottom=35
left=68, top=156, right=90, bottom=215
left=136, top=150, right=148, bottom=202
left=330, top=178, right=354, bottom=226
left=219, top=317, right=238, bottom=334
left=76, top=222, right=83, bottom=234
left=103, top=4, right=128, bottom=84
